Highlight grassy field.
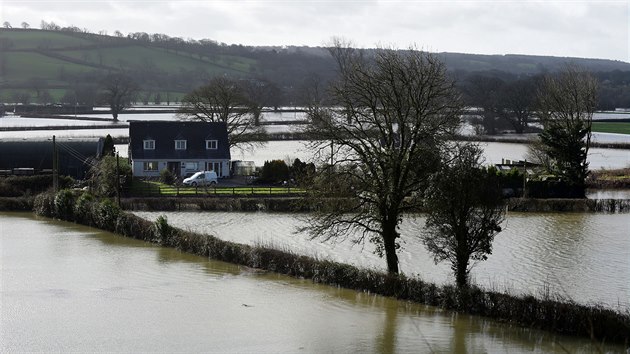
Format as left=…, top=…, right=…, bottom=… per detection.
left=0, top=29, right=258, bottom=100
left=591, top=122, right=630, bottom=135
left=2, top=30, right=95, bottom=49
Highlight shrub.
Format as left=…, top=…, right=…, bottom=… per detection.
left=259, top=160, right=289, bottom=184
left=92, top=199, right=121, bottom=231
left=74, top=192, right=95, bottom=224
left=53, top=189, right=75, bottom=220
left=0, top=175, right=73, bottom=197
left=153, top=215, right=176, bottom=246
left=160, top=169, right=176, bottom=185
left=33, top=192, right=55, bottom=217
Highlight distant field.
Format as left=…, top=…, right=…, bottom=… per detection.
left=0, top=29, right=257, bottom=100
left=1, top=29, right=95, bottom=49
left=592, top=122, right=630, bottom=135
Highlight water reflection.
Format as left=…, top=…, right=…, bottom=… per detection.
left=2, top=212, right=625, bottom=353
left=134, top=211, right=630, bottom=309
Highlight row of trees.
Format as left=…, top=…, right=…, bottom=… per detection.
left=177, top=76, right=282, bottom=148
left=462, top=75, right=537, bottom=134
left=291, top=41, right=596, bottom=288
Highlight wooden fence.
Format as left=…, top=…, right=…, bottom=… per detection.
left=125, top=184, right=302, bottom=197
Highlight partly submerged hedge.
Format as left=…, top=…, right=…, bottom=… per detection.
left=34, top=190, right=630, bottom=345
left=121, top=196, right=630, bottom=214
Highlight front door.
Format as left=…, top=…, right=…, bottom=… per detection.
left=167, top=161, right=181, bottom=177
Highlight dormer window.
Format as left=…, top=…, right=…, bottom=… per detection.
left=175, top=140, right=187, bottom=150
left=143, top=139, right=155, bottom=150
left=206, top=140, right=218, bottom=149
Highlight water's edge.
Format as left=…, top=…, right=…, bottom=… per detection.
left=29, top=192, right=630, bottom=345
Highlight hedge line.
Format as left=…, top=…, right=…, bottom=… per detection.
left=34, top=190, right=630, bottom=345
left=122, top=196, right=630, bottom=214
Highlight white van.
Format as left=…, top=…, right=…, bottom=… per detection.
left=182, top=171, right=218, bottom=186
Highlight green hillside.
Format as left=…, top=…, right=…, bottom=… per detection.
left=2, top=28, right=630, bottom=107
left=0, top=29, right=257, bottom=103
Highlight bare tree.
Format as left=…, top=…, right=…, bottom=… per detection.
left=462, top=75, right=505, bottom=135
left=535, top=65, right=598, bottom=197
left=100, top=73, right=139, bottom=121
left=242, top=78, right=281, bottom=125
left=301, top=41, right=462, bottom=274
left=500, top=77, right=537, bottom=134
left=422, top=143, right=505, bottom=288
left=2, top=21, right=11, bottom=28
left=178, top=76, right=266, bottom=148
left=21, top=22, right=30, bottom=29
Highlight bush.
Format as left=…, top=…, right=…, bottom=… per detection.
left=259, top=160, right=289, bottom=184
left=88, top=155, right=132, bottom=197
left=53, top=189, right=75, bottom=220
left=160, top=169, right=176, bottom=185
left=33, top=192, right=55, bottom=217
left=74, top=192, right=95, bottom=224
left=92, top=198, right=121, bottom=231
left=0, top=175, right=73, bottom=197
left=153, top=215, right=176, bottom=246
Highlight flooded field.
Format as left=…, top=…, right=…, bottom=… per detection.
left=1, top=212, right=625, bottom=353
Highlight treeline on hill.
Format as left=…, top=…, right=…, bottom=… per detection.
left=1, top=26, right=630, bottom=109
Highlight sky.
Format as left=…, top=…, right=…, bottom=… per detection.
left=1, top=0, right=629, bottom=62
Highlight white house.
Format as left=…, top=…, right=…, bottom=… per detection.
left=128, top=121, right=231, bottom=178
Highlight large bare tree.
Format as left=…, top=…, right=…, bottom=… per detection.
left=534, top=65, right=598, bottom=197
left=301, top=42, right=463, bottom=274
left=178, top=77, right=266, bottom=148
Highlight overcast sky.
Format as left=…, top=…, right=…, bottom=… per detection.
left=1, top=0, right=628, bottom=62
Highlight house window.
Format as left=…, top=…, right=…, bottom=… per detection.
left=143, top=161, right=158, bottom=171
left=143, top=140, right=155, bottom=150
left=185, top=162, right=199, bottom=171
left=175, top=140, right=187, bottom=150
left=206, top=140, right=218, bottom=149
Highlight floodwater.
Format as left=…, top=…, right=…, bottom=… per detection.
left=1, top=212, right=625, bottom=353
left=2, top=111, right=629, bottom=169
left=133, top=211, right=630, bottom=310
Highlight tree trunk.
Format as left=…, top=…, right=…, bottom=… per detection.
left=455, top=254, right=469, bottom=288
left=382, top=222, right=399, bottom=274
left=112, top=111, right=118, bottom=122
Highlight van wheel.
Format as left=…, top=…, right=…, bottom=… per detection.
left=191, top=182, right=197, bottom=187
left=210, top=181, right=216, bottom=185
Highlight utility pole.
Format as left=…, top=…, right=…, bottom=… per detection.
left=116, top=151, right=121, bottom=207
left=52, top=135, right=58, bottom=192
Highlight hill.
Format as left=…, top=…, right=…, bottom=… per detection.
left=1, top=28, right=630, bottom=107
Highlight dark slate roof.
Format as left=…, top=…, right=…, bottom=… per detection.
left=0, top=137, right=103, bottom=179
left=129, top=121, right=231, bottom=160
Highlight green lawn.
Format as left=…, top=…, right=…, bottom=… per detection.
left=592, top=122, right=630, bottom=135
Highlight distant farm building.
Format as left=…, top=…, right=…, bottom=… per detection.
left=0, top=137, right=104, bottom=179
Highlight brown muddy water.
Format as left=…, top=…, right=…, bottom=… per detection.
left=1, top=212, right=626, bottom=353
left=133, top=211, right=630, bottom=310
